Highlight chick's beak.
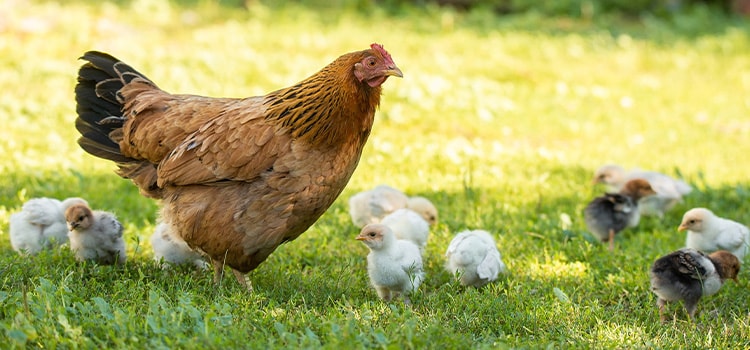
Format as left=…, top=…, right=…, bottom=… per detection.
left=384, top=65, right=403, bottom=78
left=355, top=235, right=367, bottom=241
left=677, top=224, right=688, bottom=232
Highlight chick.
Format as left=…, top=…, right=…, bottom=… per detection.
left=584, top=179, right=657, bottom=250
left=406, top=196, right=439, bottom=226
left=356, top=223, right=425, bottom=305
left=380, top=208, right=430, bottom=251
left=348, top=185, right=438, bottom=227
left=649, top=248, right=740, bottom=321
left=679, top=208, right=750, bottom=262
left=445, top=229, right=507, bottom=287
left=65, top=203, right=126, bottom=265
left=349, top=185, right=408, bottom=227
left=150, top=222, right=209, bottom=270
left=593, top=164, right=692, bottom=218
left=9, top=197, right=88, bottom=255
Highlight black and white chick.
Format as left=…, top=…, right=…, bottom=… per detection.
left=649, top=248, right=740, bottom=321
left=584, top=178, right=656, bottom=250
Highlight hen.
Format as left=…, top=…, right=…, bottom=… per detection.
left=150, top=222, right=209, bottom=270
left=348, top=185, right=438, bottom=227
left=593, top=164, right=692, bottom=218
left=649, top=248, right=739, bottom=321
left=9, top=197, right=88, bottom=255
left=65, top=203, right=126, bottom=265
left=445, top=229, right=507, bottom=288
left=356, top=223, right=424, bottom=305
left=74, top=44, right=401, bottom=290
left=679, top=208, right=750, bottom=262
left=584, top=178, right=656, bottom=251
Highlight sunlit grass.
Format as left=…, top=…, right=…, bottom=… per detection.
left=2, top=0, right=750, bottom=348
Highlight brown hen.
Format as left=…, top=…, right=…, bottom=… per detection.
left=74, top=44, right=402, bottom=290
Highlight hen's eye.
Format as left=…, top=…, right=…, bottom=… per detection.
left=368, top=58, right=376, bottom=66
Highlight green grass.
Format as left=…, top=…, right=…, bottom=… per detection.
left=2, top=0, right=750, bottom=348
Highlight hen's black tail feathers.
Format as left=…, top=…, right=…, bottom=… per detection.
left=74, top=51, right=153, bottom=164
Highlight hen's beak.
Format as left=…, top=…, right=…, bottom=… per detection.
left=384, top=65, right=403, bottom=78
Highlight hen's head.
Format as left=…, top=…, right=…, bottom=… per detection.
left=709, top=250, right=741, bottom=282
left=678, top=208, right=714, bottom=233
left=65, top=204, right=94, bottom=232
left=356, top=223, right=394, bottom=250
left=353, top=43, right=403, bottom=88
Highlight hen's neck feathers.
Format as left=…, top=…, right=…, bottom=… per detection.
left=263, top=51, right=380, bottom=145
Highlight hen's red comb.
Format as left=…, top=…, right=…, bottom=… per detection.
left=371, top=43, right=395, bottom=66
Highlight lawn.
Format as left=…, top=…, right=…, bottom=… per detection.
left=2, top=0, right=750, bottom=348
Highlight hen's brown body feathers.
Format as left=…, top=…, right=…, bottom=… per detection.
left=75, top=45, right=401, bottom=285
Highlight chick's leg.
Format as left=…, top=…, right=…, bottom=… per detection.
left=608, top=229, right=615, bottom=251
left=657, top=298, right=668, bottom=322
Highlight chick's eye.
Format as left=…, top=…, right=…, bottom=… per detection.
left=78, top=216, right=85, bottom=221
left=368, top=232, right=376, bottom=237
left=689, top=220, right=695, bottom=224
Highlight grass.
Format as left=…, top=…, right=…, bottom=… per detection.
left=2, top=0, right=750, bottom=348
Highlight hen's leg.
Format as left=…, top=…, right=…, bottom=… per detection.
left=212, top=259, right=225, bottom=284
left=232, top=269, right=253, bottom=292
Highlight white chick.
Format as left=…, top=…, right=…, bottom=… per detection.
left=593, top=164, right=692, bottom=218
left=679, top=208, right=750, bottom=262
left=348, top=185, right=438, bottom=228
left=380, top=208, right=430, bottom=251
left=649, top=248, right=739, bottom=321
left=445, top=230, right=507, bottom=287
left=65, top=203, right=126, bottom=265
left=356, top=223, right=425, bottom=305
left=9, top=197, right=88, bottom=255
left=150, top=222, right=209, bottom=269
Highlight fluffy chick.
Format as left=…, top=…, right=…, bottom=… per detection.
left=406, top=196, right=438, bottom=226
left=584, top=179, right=656, bottom=251
left=349, top=185, right=408, bottom=227
left=65, top=203, right=126, bottom=265
left=445, top=230, right=507, bottom=287
left=150, top=222, right=209, bottom=270
left=348, top=185, right=438, bottom=227
left=356, top=223, right=425, bottom=305
left=9, top=197, right=88, bottom=255
left=593, top=164, right=692, bottom=218
left=649, top=249, right=740, bottom=321
left=380, top=208, right=430, bottom=251
left=679, top=208, right=750, bottom=262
